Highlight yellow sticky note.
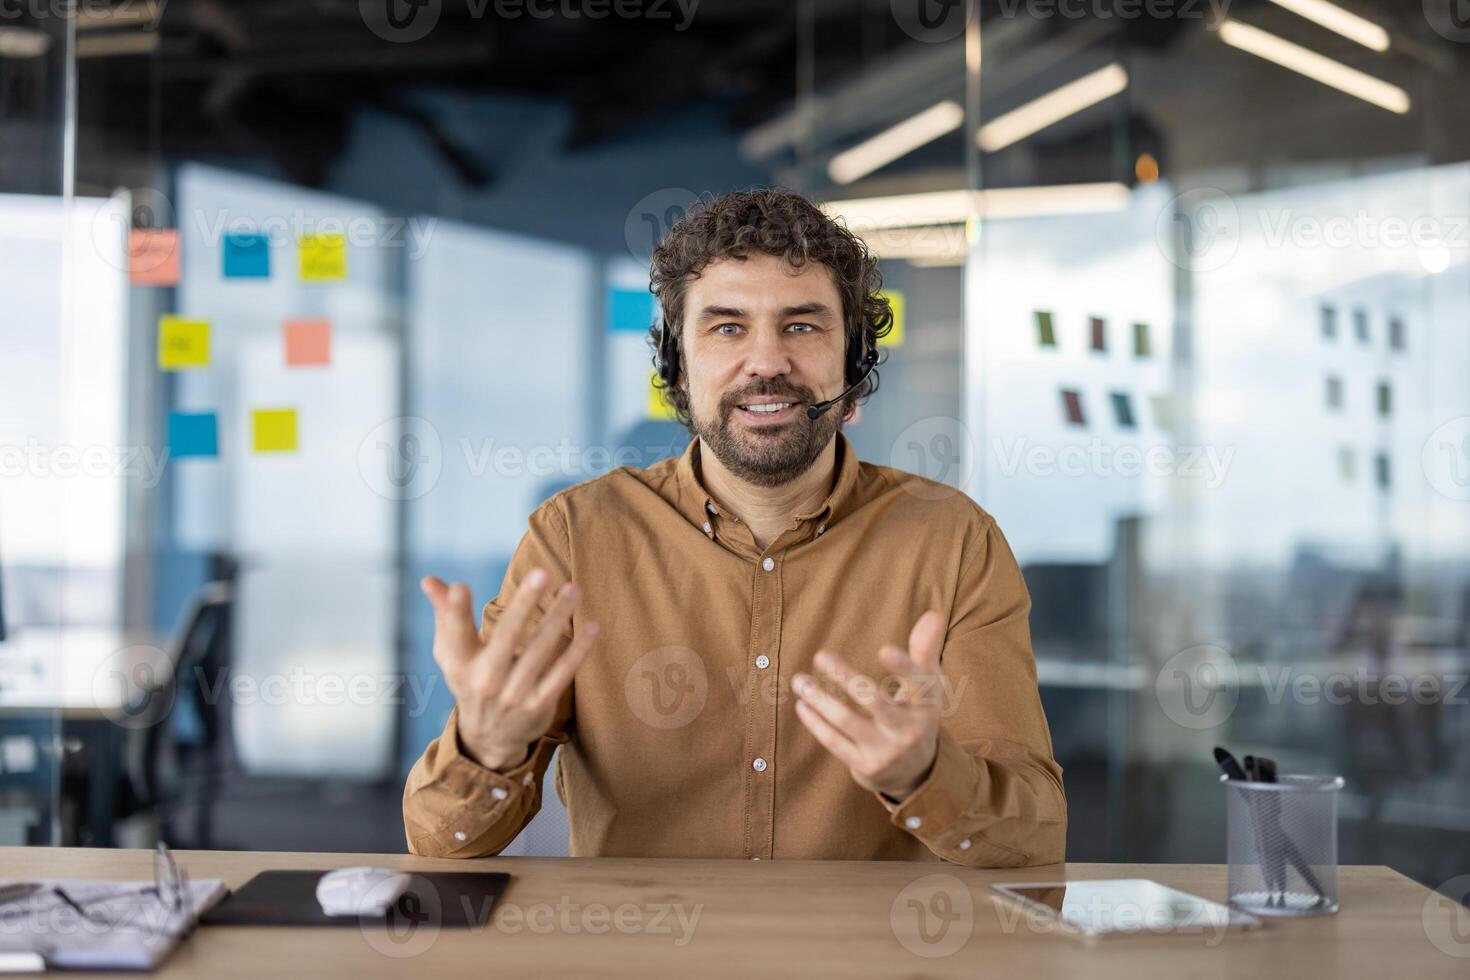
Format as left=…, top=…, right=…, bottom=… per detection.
left=158, top=316, right=210, bottom=370
left=252, top=409, right=299, bottom=453
left=647, top=371, right=678, bottom=421
left=878, top=289, right=905, bottom=347
left=299, top=233, right=347, bottom=281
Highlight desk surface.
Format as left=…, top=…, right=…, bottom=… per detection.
left=6, top=848, right=1466, bottom=978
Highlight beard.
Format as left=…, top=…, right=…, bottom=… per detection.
left=691, top=378, right=843, bottom=488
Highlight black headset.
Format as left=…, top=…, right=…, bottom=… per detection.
left=655, top=320, right=880, bottom=421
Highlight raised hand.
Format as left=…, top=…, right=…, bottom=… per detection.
left=421, top=568, right=599, bottom=771
left=791, top=610, right=947, bottom=801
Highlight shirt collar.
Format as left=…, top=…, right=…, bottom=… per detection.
left=674, top=430, right=862, bottom=532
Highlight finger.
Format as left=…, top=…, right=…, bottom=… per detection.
left=907, top=610, right=946, bottom=671
left=422, top=578, right=481, bottom=665
left=792, top=671, right=877, bottom=741
left=794, top=699, right=863, bottom=770
left=811, top=651, right=901, bottom=725
left=482, top=567, right=551, bottom=675
left=502, top=582, right=581, bottom=702
left=530, top=622, right=599, bottom=706
left=878, top=645, right=916, bottom=704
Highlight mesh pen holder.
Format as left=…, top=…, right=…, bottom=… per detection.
left=1223, top=773, right=1344, bottom=917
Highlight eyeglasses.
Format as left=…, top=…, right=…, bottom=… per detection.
left=52, top=842, right=191, bottom=936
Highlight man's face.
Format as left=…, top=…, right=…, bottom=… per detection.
left=679, top=252, right=848, bottom=487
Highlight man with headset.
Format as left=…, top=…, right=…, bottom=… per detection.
left=403, top=188, right=1067, bottom=866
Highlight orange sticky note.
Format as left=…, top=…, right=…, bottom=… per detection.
left=130, top=229, right=180, bottom=286
left=252, top=409, right=298, bottom=453
left=284, top=318, right=331, bottom=367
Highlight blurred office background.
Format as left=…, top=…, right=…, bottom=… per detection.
left=2, top=0, right=1468, bottom=891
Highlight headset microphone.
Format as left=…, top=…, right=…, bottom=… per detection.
left=805, top=350, right=879, bottom=420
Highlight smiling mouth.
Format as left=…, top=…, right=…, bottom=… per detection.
left=734, top=401, right=801, bottom=422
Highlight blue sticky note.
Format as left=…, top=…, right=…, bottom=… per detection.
left=168, top=411, right=219, bottom=459
left=608, top=288, right=655, bottom=332
left=223, top=234, right=271, bottom=278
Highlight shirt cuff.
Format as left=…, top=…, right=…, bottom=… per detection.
left=409, top=708, right=559, bottom=856
left=875, top=726, right=989, bottom=863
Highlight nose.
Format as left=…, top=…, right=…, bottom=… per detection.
left=743, top=327, right=793, bottom=380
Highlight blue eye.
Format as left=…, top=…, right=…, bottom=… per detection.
left=787, top=322, right=815, bottom=334
left=717, top=323, right=741, bottom=336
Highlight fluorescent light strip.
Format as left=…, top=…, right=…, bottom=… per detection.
left=828, top=101, right=965, bottom=185
left=825, top=183, right=1131, bottom=231
left=977, top=64, right=1128, bottom=152
left=1264, top=0, right=1389, bottom=52
left=1219, top=19, right=1409, bottom=114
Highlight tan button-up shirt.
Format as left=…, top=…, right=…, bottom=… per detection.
left=403, top=432, right=1066, bottom=866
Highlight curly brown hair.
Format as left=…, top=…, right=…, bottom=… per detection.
left=647, top=188, right=893, bottom=428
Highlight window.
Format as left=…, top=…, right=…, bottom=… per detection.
left=1338, top=446, right=1356, bottom=483
left=1375, top=452, right=1391, bottom=491
left=1389, top=316, right=1406, bottom=351
left=1133, top=321, right=1151, bottom=357
left=1325, top=375, right=1343, bottom=410
left=1035, top=310, right=1057, bottom=348
left=1061, top=389, right=1086, bottom=426
left=1353, top=307, right=1369, bottom=344
left=1110, top=391, right=1136, bottom=429
left=1377, top=381, right=1391, bottom=418
left=1320, top=304, right=1337, bottom=340
left=1151, top=393, right=1173, bottom=431
left=1090, top=316, right=1106, bottom=352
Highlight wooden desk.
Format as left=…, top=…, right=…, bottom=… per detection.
left=5, top=848, right=1465, bottom=978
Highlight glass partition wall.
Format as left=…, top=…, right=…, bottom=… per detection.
left=805, top=1, right=1470, bottom=886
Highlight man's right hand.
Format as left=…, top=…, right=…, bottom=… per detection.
left=421, top=569, right=599, bottom=772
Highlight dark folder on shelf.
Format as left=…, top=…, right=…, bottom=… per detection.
left=200, top=870, right=511, bottom=928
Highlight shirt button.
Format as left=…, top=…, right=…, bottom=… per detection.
left=702, top=521, right=712, bottom=534
left=523, top=772, right=535, bottom=785
left=707, top=502, right=718, bottom=515
left=761, top=557, right=775, bottom=572
left=491, top=787, right=509, bottom=801
left=904, top=816, right=922, bottom=830
left=817, top=524, right=826, bottom=535
left=959, top=838, right=972, bottom=851
left=755, top=655, right=770, bottom=670
left=453, top=831, right=467, bottom=842
left=752, top=757, right=768, bottom=772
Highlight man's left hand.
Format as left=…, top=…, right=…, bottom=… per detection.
left=792, top=609, right=947, bottom=802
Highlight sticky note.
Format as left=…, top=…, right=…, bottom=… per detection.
left=129, top=229, right=180, bottom=286
left=223, top=233, right=271, bottom=278
left=167, top=412, right=218, bottom=459
left=158, top=316, right=210, bottom=370
left=646, top=371, right=678, bottom=421
left=299, top=233, right=347, bottom=281
left=252, top=409, right=299, bottom=453
left=608, top=288, right=655, bottom=332
left=284, top=318, right=331, bottom=367
left=878, top=289, right=905, bottom=347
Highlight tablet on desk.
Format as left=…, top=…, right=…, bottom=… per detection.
left=991, top=879, right=1261, bottom=939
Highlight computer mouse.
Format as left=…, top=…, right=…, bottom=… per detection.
left=316, top=867, right=412, bottom=917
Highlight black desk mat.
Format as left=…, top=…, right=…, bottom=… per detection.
left=200, top=870, right=510, bottom=928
